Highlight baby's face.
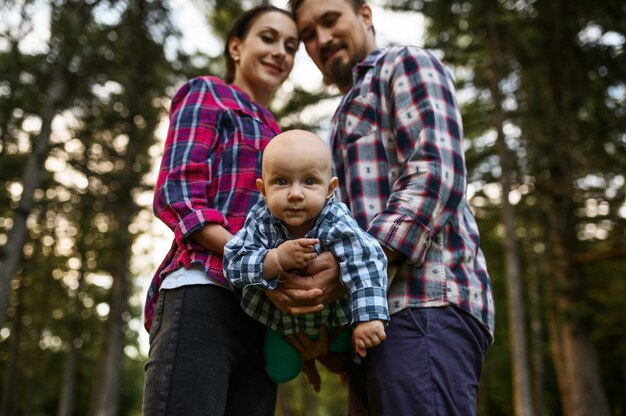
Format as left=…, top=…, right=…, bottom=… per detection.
left=257, top=132, right=337, bottom=235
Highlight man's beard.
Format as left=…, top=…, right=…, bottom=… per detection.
left=325, top=56, right=357, bottom=91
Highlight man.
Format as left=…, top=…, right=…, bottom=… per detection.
left=279, top=0, right=496, bottom=414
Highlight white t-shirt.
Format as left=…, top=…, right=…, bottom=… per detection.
left=160, top=264, right=214, bottom=290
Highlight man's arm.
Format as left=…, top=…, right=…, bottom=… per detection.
left=287, top=327, right=351, bottom=391
left=367, top=47, right=468, bottom=267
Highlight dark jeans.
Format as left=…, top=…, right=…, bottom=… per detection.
left=142, top=285, right=276, bottom=416
left=348, top=306, right=491, bottom=416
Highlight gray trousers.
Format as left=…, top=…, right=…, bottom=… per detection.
left=142, top=285, right=276, bottom=416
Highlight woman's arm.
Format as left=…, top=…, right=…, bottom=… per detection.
left=153, top=78, right=228, bottom=246
left=190, top=223, right=233, bottom=254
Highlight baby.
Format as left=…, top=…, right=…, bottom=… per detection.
left=224, top=129, right=389, bottom=384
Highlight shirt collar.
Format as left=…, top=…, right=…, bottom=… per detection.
left=353, top=48, right=386, bottom=80
left=228, top=83, right=280, bottom=134
left=330, top=48, right=385, bottom=128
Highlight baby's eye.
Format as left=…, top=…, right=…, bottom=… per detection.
left=276, top=179, right=288, bottom=186
left=304, top=178, right=316, bottom=186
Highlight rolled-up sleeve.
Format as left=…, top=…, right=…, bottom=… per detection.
left=223, top=206, right=279, bottom=290
left=153, top=78, right=228, bottom=246
left=368, top=48, right=467, bottom=265
left=324, top=210, right=389, bottom=325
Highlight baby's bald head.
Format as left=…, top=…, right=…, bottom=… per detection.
left=257, top=129, right=338, bottom=230
left=262, top=129, right=332, bottom=179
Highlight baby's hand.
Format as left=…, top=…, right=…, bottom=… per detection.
left=353, top=320, right=386, bottom=358
left=276, top=238, right=319, bottom=271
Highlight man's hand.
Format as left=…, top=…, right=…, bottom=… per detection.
left=301, top=360, right=321, bottom=392
left=265, top=251, right=345, bottom=315
left=300, top=353, right=351, bottom=392
left=290, top=327, right=351, bottom=392
left=264, top=287, right=324, bottom=315
left=302, top=252, right=345, bottom=304
left=285, top=326, right=330, bottom=360
left=353, top=320, right=386, bottom=358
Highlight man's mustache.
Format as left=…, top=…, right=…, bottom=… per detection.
left=320, top=42, right=344, bottom=63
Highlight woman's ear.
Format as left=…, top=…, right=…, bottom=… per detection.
left=327, top=177, right=339, bottom=199
left=228, top=37, right=241, bottom=62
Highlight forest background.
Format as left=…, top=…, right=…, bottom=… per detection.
left=0, top=0, right=624, bottom=415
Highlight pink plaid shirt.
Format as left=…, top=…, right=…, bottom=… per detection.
left=144, top=76, right=280, bottom=331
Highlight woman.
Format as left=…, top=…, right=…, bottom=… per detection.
left=142, top=6, right=298, bottom=415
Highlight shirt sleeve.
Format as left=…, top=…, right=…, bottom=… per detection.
left=223, top=205, right=279, bottom=290
left=323, top=205, right=389, bottom=325
left=367, top=48, right=467, bottom=265
left=153, top=77, right=228, bottom=246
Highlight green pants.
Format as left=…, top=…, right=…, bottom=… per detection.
left=264, top=326, right=351, bottom=383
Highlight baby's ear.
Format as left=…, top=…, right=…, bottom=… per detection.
left=256, top=178, right=267, bottom=199
left=327, top=177, right=339, bottom=199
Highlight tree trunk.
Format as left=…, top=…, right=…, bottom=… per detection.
left=57, top=327, right=79, bottom=416
left=485, top=4, right=534, bottom=416
left=558, top=322, right=610, bottom=416
left=87, top=270, right=127, bottom=416
left=88, top=207, right=131, bottom=416
left=0, top=66, right=66, bottom=325
left=57, top=316, right=84, bottom=416
left=539, top=4, right=612, bottom=405
left=546, top=231, right=610, bottom=416
left=0, top=288, right=23, bottom=416
left=527, top=258, right=544, bottom=416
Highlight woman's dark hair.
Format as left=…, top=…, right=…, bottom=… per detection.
left=223, top=5, right=294, bottom=84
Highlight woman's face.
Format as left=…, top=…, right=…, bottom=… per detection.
left=230, top=12, right=299, bottom=104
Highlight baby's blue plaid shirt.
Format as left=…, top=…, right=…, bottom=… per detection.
left=224, top=199, right=389, bottom=335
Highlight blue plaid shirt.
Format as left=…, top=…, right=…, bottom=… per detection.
left=224, top=199, right=389, bottom=335
left=331, top=46, right=495, bottom=339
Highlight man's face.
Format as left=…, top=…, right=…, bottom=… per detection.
left=295, top=0, right=375, bottom=91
